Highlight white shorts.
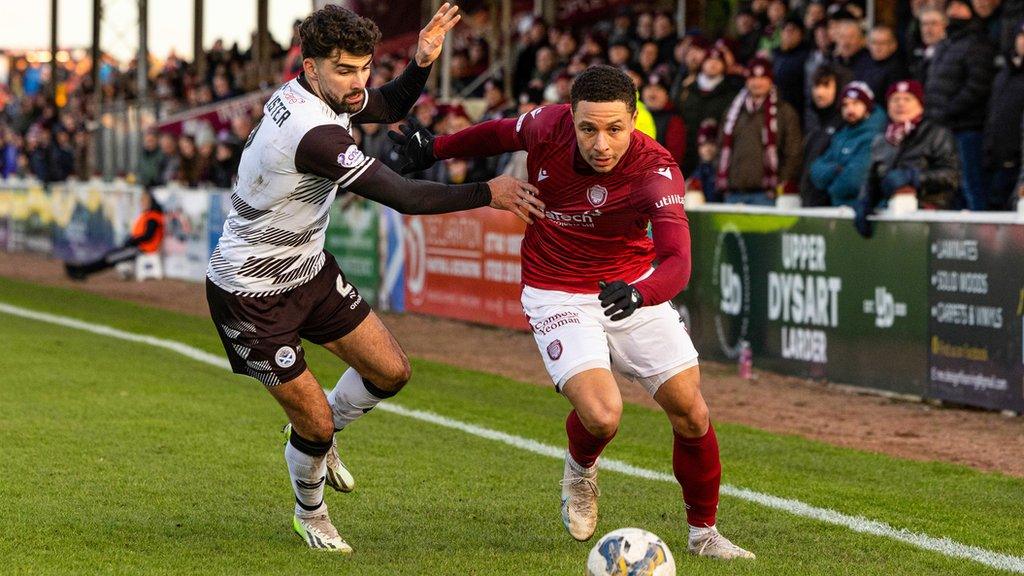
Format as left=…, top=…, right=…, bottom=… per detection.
left=521, top=283, right=699, bottom=396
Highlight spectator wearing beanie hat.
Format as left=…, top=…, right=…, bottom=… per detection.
left=642, top=74, right=687, bottom=167
left=809, top=81, right=887, bottom=207
left=717, top=56, right=803, bottom=205
left=854, top=80, right=959, bottom=237
left=982, top=20, right=1024, bottom=209
left=689, top=119, right=721, bottom=202
left=678, top=46, right=742, bottom=173
left=923, top=0, right=996, bottom=210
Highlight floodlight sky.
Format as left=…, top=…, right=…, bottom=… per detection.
left=0, top=0, right=313, bottom=63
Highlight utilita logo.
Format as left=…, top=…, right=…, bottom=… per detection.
left=655, top=194, right=686, bottom=209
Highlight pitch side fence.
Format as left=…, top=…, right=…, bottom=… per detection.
left=2, top=181, right=1021, bottom=413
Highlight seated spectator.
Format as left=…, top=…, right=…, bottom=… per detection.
left=773, top=16, right=811, bottom=118
left=717, top=57, right=803, bottom=205
left=801, top=63, right=852, bottom=206
left=641, top=75, right=686, bottom=167
left=810, top=82, right=886, bottom=207
left=862, top=25, right=910, bottom=98
left=924, top=0, right=996, bottom=210
left=855, top=81, right=960, bottom=237
left=678, top=47, right=741, bottom=173
left=983, top=21, right=1024, bottom=209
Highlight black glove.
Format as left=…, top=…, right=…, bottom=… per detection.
left=853, top=197, right=873, bottom=239
left=598, top=280, right=643, bottom=321
left=387, top=124, right=437, bottom=175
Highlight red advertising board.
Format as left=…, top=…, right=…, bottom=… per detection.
left=404, top=209, right=529, bottom=331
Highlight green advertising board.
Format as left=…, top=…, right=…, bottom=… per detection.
left=325, top=198, right=381, bottom=306
left=676, top=209, right=930, bottom=396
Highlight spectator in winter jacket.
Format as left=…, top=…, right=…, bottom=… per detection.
left=136, top=131, right=166, bottom=189
left=862, top=25, right=910, bottom=98
left=689, top=120, right=721, bottom=202
left=772, top=17, right=811, bottom=118
left=998, top=0, right=1024, bottom=56
left=810, top=82, right=887, bottom=206
left=983, top=21, right=1024, bottom=209
left=717, top=57, right=803, bottom=205
left=855, top=80, right=960, bottom=237
left=804, top=23, right=833, bottom=101
left=911, top=7, right=948, bottom=81
left=733, top=9, right=762, bottom=65
left=642, top=75, right=687, bottom=168
left=832, top=18, right=874, bottom=81
left=678, top=47, right=742, bottom=173
left=924, top=0, right=996, bottom=210
left=801, top=63, right=852, bottom=206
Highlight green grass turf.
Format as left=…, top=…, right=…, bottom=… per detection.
left=0, top=276, right=1022, bottom=575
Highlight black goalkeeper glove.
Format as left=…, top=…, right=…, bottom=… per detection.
left=598, top=280, right=643, bottom=321
left=387, top=124, right=437, bottom=175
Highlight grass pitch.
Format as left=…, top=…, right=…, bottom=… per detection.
left=0, top=277, right=1021, bottom=575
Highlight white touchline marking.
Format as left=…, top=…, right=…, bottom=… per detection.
left=2, top=301, right=1023, bottom=574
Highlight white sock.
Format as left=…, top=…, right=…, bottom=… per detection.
left=689, top=523, right=717, bottom=541
left=327, top=368, right=393, bottom=431
left=285, top=432, right=329, bottom=515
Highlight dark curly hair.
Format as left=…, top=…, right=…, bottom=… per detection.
left=570, top=65, right=637, bottom=114
left=299, top=5, right=382, bottom=60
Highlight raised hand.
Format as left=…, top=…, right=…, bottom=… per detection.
left=486, top=176, right=545, bottom=224
left=415, top=2, right=461, bottom=67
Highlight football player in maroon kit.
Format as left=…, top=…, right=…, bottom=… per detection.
left=390, top=65, right=754, bottom=559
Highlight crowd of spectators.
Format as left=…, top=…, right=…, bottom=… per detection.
left=389, top=0, right=1024, bottom=214
left=4, top=1, right=1024, bottom=216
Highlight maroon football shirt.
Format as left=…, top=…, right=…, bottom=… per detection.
left=433, top=103, right=691, bottom=306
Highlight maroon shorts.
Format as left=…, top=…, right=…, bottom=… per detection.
left=206, top=252, right=371, bottom=386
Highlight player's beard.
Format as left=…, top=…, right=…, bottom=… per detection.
left=315, top=79, right=363, bottom=114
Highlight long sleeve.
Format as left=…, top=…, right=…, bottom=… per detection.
left=629, top=166, right=692, bottom=305
left=353, top=61, right=432, bottom=125
left=919, top=125, right=961, bottom=195
left=778, top=102, right=804, bottom=184
left=433, top=119, right=524, bottom=159
left=809, top=143, right=841, bottom=191
left=347, top=160, right=491, bottom=215
left=126, top=219, right=159, bottom=247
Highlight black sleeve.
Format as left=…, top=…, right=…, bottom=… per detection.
left=126, top=219, right=159, bottom=247
left=352, top=61, right=432, bottom=125
left=346, top=160, right=492, bottom=215
left=296, top=124, right=382, bottom=186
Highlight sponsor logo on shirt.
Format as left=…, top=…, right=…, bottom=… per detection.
left=587, top=185, right=608, bottom=207
left=544, top=209, right=601, bottom=227
left=338, top=144, right=365, bottom=168
left=655, top=194, right=686, bottom=209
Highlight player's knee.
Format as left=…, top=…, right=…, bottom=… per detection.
left=377, top=354, right=412, bottom=392
left=582, top=403, right=622, bottom=439
left=305, top=417, right=335, bottom=444
left=673, top=401, right=710, bottom=437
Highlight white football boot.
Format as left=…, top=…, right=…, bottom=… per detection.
left=559, top=450, right=600, bottom=541
left=282, top=423, right=355, bottom=492
left=688, top=526, right=756, bottom=559
left=292, top=507, right=353, bottom=553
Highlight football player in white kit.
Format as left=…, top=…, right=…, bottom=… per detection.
left=205, top=4, right=543, bottom=552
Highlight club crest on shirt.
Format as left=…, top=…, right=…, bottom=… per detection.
left=547, top=339, right=563, bottom=360
left=587, top=185, right=608, bottom=207
left=338, top=144, right=365, bottom=168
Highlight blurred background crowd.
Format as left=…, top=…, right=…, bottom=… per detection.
left=2, top=0, right=1023, bottom=211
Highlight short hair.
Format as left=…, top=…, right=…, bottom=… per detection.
left=570, top=65, right=637, bottom=114
left=811, top=62, right=840, bottom=86
left=299, top=5, right=382, bottom=60
left=919, top=7, right=948, bottom=23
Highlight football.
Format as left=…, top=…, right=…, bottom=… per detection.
left=586, top=528, right=676, bottom=576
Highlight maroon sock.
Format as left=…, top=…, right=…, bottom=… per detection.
left=673, top=423, right=722, bottom=527
left=565, top=410, right=616, bottom=468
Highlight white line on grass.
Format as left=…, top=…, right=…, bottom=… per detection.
left=3, top=301, right=1023, bottom=574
